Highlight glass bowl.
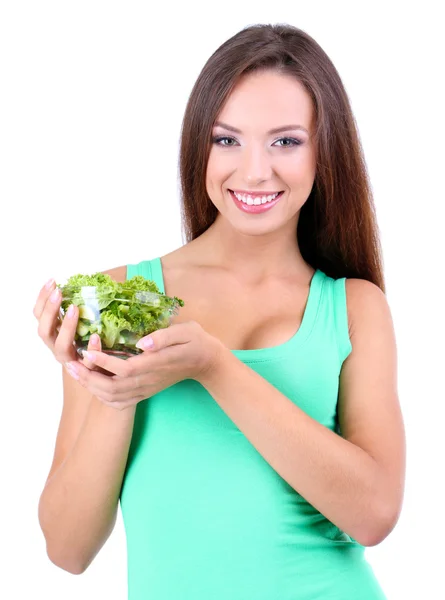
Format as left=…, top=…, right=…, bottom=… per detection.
left=58, top=285, right=183, bottom=359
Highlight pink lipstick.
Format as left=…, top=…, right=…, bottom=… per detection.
left=229, top=190, right=284, bottom=214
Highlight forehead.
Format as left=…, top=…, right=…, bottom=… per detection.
left=216, top=71, right=313, bottom=131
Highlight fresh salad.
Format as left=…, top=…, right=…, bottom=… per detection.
left=58, top=273, right=184, bottom=351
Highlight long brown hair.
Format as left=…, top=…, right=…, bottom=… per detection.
left=178, top=23, right=386, bottom=292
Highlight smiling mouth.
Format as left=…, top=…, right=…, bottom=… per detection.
left=228, top=189, right=285, bottom=214
left=228, top=189, right=284, bottom=205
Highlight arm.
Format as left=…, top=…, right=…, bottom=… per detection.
left=198, top=279, right=406, bottom=547
left=38, top=378, right=136, bottom=574
left=38, top=265, right=136, bottom=574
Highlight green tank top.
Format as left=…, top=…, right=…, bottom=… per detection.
left=120, top=257, right=387, bottom=599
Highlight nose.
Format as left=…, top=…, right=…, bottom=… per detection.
left=241, top=145, right=273, bottom=186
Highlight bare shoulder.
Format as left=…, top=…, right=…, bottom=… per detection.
left=344, top=278, right=392, bottom=339
left=342, top=277, right=398, bottom=402
left=102, top=265, right=127, bottom=283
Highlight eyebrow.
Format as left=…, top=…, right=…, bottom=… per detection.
left=214, top=121, right=309, bottom=134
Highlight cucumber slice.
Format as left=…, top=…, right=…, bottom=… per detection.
left=77, top=322, right=90, bottom=336
left=79, top=304, right=100, bottom=321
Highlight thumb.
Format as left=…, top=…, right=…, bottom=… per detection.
left=136, top=321, right=194, bottom=352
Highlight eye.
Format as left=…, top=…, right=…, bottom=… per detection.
left=211, top=136, right=303, bottom=148
left=212, top=136, right=237, bottom=147
left=274, top=137, right=303, bottom=148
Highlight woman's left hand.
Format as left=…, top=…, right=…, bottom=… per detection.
left=65, top=320, right=225, bottom=411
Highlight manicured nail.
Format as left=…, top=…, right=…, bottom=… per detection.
left=83, top=351, right=96, bottom=362
left=45, top=278, right=55, bottom=290
left=136, top=336, right=154, bottom=350
left=65, top=362, right=79, bottom=379
left=67, top=304, right=75, bottom=318
left=50, top=288, right=60, bottom=303
left=90, top=334, right=99, bottom=345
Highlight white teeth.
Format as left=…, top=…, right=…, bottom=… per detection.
left=233, top=191, right=280, bottom=205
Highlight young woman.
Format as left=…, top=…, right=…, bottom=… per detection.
left=35, top=23, right=405, bottom=599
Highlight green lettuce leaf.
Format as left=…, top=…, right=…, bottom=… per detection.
left=57, top=271, right=184, bottom=348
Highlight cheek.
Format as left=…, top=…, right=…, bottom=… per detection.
left=284, top=152, right=316, bottom=186
left=299, top=145, right=317, bottom=179
left=206, top=154, right=230, bottom=191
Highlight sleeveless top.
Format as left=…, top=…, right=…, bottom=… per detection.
left=119, top=257, right=387, bottom=599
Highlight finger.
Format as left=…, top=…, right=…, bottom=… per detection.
left=65, top=360, right=137, bottom=400
left=53, top=303, right=79, bottom=363
left=81, top=349, right=150, bottom=377
left=37, top=286, right=63, bottom=349
left=33, top=278, right=57, bottom=320
left=64, top=360, right=102, bottom=388
left=136, top=320, right=195, bottom=352
left=80, top=334, right=107, bottom=372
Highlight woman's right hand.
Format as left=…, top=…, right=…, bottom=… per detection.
left=33, top=278, right=100, bottom=371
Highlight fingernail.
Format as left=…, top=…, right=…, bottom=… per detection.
left=45, top=278, right=55, bottom=290
left=50, top=288, right=60, bottom=303
left=67, top=304, right=75, bottom=318
left=90, top=334, right=99, bottom=345
left=136, top=336, right=154, bottom=350
left=65, top=362, right=79, bottom=379
left=83, top=351, right=95, bottom=362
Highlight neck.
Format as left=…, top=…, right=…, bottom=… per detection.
left=190, top=214, right=311, bottom=284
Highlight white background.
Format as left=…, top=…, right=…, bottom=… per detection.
left=1, top=1, right=443, bottom=598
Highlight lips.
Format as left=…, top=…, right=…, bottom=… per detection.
left=230, top=190, right=284, bottom=197
left=229, top=190, right=284, bottom=214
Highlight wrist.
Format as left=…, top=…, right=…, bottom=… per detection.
left=196, top=342, right=232, bottom=388
left=95, top=397, right=137, bottom=419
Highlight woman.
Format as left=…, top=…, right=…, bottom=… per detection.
left=35, top=23, right=405, bottom=599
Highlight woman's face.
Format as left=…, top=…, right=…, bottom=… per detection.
left=206, top=70, right=317, bottom=237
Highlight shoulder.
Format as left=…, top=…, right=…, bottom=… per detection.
left=102, top=265, right=127, bottom=284
left=344, top=278, right=391, bottom=340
